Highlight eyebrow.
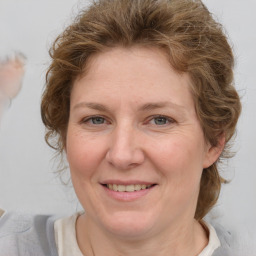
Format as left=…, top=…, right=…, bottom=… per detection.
left=73, top=101, right=187, bottom=113
left=138, top=102, right=186, bottom=112
left=73, top=102, right=110, bottom=111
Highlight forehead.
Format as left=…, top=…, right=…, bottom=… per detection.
left=79, top=46, right=178, bottom=82
left=71, top=46, right=194, bottom=112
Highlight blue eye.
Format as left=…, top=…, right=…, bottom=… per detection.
left=90, top=117, right=105, bottom=124
left=148, top=115, right=174, bottom=126
left=153, top=116, right=168, bottom=125
left=82, top=116, right=107, bottom=125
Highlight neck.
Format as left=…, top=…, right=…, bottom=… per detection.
left=76, top=214, right=208, bottom=256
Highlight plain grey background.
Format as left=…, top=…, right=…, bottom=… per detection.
left=0, top=0, right=255, bottom=230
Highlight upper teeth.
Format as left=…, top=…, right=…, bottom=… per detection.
left=107, top=184, right=152, bottom=192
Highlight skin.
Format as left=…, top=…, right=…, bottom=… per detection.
left=66, top=46, right=223, bottom=256
left=0, top=54, right=25, bottom=99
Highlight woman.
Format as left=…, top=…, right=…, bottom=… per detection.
left=0, top=0, right=241, bottom=255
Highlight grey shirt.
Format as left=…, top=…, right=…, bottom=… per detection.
left=0, top=211, right=58, bottom=256
left=0, top=211, right=233, bottom=256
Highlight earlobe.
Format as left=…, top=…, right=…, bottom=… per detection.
left=203, top=134, right=226, bottom=168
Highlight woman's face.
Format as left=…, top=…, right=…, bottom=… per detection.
left=66, top=47, right=217, bottom=238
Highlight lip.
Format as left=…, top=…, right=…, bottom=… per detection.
left=100, top=180, right=156, bottom=186
left=100, top=181, right=157, bottom=202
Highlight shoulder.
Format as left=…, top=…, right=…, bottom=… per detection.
left=0, top=210, right=59, bottom=256
left=54, top=212, right=84, bottom=255
left=211, top=221, right=256, bottom=256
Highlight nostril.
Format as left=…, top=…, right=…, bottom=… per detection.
left=106, top=147, right=145, bottom=170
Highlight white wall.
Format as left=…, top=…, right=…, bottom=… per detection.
left=0, top=0, right=255, bottom=229
left=202, top=0, right=256, bottom=230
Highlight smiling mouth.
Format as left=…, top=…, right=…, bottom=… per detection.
left=103, top=184, right=156, bottom=192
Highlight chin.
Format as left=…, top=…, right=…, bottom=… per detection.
left=98, top=211, right=157, bottom=239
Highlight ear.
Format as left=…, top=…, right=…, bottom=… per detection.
left=203, top=134, right=225, bottom=168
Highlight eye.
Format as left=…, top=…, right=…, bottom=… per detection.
left=90, top=116, right=105, bottom=124
left=81, top=116, right=108, bottom=125
left=148, top=115, right=175, bottom=126
left=153, top=116, right=168, bottom=125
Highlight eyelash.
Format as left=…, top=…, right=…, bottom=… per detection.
left=146, top=115, right=175, bottom=126
left=81, top=115, right=109, bottom=125
left=80, top=115, right=175, bottom=127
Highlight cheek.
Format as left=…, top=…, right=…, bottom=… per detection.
left=66, top=129, right=105, bottom=178
left=146, top=136, right=204, bottom=217
left=149, top=135, right=205, bottom=183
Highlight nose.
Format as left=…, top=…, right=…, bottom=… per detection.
left=106, top=125, right=145, bottom=170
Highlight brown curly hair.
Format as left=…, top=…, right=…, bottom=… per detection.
left=41, top=0, right=241, bottom=219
